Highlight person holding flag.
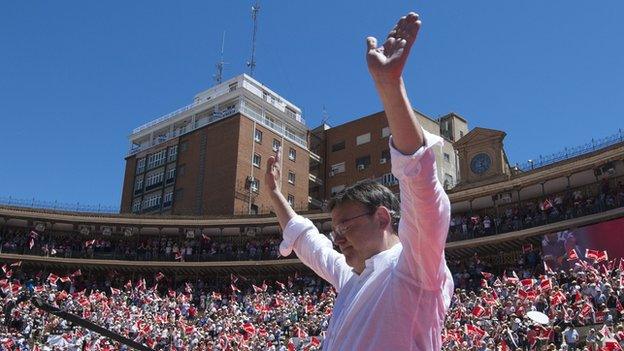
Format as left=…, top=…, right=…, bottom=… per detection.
left=265, top=11, right=452, bottom=350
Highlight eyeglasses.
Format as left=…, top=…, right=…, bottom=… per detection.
left=329, top=211, right=375, bottom=242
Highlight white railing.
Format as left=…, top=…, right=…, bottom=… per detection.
left=131, top=85, right=237, bottom=135
left=240, top=105, right=307, bottom=148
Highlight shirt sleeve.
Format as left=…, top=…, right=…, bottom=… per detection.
left=279, top=215, right=353, bottom=293
left=390, top=128, right=451, bottom=290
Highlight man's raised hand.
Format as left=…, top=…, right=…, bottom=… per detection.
left=265, top=146, right=282, bottom=193
left=366, top=12, right=421, bottom=83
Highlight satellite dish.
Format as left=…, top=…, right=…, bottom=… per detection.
left=526, top=311, right=549, bottom=325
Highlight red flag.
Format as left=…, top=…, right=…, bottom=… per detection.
left=567, top=249, right=579, bottom=261
left=10, top=261, right=22, bottom=268
left=617, top=298, right=624, bottom=313
left=252, top=284, right=264, bottom=293
left=522, top=243, right=533, bottom=253
left=480, top=271, right=493, bottom=279
left=586, top=249, right=600, bottom=261
left=470, top=216, right=480, bottom=224
left=597, top=250, right=609, bottom=263
left=540, top=278, right=552, bottom=291
left=29, top=238, right=35, bottom=250
left=465, top=324, right=486, bottom=339
left=580, top=302, right=593, bottom=317
left=471, top=305, right=485, bottom=317
left=520, top=278, right=535, bottom=288
left=287, top=339, right=296, bottom=351
left=175, top=252, right=183, bottom=261
left=261, top=281, right=268, bottom=292
left=574, top=291, right=583, bottom=305
left=155, top=272, right=165, bottom=281
left=29, top=230, right=39, bottom=238
left=310, top=337, right=321, bottom=347
left=1, top=264, right=6, bottom=274
left=110, top=287, right=121, bottom=295
left=243, top=322, right=256, bottom=335
left=59, top=276, right=71, bottom=283
left=48, top=273, right=59, bottom=285
left=540, top=199, right=553, bottom=211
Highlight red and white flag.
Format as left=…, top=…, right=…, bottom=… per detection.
left=471, top=305, right=485, bottom=317
left=48, top=274, right=59, bottom=285
left=252, top=284, right=264, bottom=293
left=85, top=239, right=96, bottom=248
left=29, top=238, right=35, bottom=250
left=567, top=249, right=579, bottom=261
left=10, top=261, right=22, bottom=268
left=243, top=322, right=256, bottom=335
left=155, top=272, right=165, bottom=281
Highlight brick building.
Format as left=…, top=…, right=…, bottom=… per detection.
left=308, top=110, right=468, bottom=207
left=120, top=74, right=310, bottom=216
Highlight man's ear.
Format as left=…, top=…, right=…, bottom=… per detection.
left=376, top=206, right=392, bottom=232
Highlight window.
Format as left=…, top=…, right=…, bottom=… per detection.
left=381, top=149, right=390, bottom=164
left=288, top=171, right=295, bottom=184
left=381, top=126, right=390, bottom=138
left=250, top=179, right=260, bottom=193
left=288, top=148, right=296, bottom=161
left=163, top=190, right=173, bottom=207
left=287, top=194, right=295, bottom=206
left=444, top=153, right=451, bottom=163
left=286, top=107, right=298, bottom=120
left=166, top=167, right=176, bottom=181
left=132, top=199, right=141, bottom=213
left=254, top=129, right=263, bottom=143
left=272, top=139, right=281, bottom=151
left=142, top=193, right=162, bottom=210
left=444, top=173, right=454, bottom=190
left=380, top=173, right=399, bottom=187
left=356, top=133, right=371, bottom=146
left=331, top=185, right=346, bottom=196
left=250, top=204, right=259, bottom=214
left=135, top=177, right=143, bottom=191
left=356, top=155, right=371, bottom=170
left=229, top=82, right=238, bottom=92
left=331, top=141, right=345, bottom=152
left=136, top=158, right=145, bottom=174
left=459, top=131, right=464, bottom=138
left=329, top=162, right=345, bottom=175
left=252, top=153, right=261, bottom=168
left=168, top=145, right=178, bottom=162
left=147, top=149, right=167, bottom=169
left=145, top=171, right=164, bottom=189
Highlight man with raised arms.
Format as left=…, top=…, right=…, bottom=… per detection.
left=265, top=12, right=453, bottom=350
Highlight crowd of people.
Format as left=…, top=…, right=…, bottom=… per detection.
left=445, top=245, right=624, bottom=350
left=0, top=243, right=623, bottom=350
left=0, top=229, right=282, bottom=262
left=1, top=268, right=331, bottom=350
left=2, top=179, right=622, bottom=263
left=448, top=179, right=624, bottom=242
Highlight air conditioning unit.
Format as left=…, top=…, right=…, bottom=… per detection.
left=357, top=164, right=366, bottom=171
left=380, top=158, right=387, bottom=164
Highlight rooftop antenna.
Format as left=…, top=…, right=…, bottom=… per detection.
left=247, top=1, right=260, bottom=77
left=213, top=31, right=227, bottom=84
left=321, top=105, right=329, bottom=125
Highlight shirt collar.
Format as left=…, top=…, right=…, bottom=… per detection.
left=353, top=242, right=402, bottom=275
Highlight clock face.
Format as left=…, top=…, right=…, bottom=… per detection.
left=470, top=153, right=492, bottom=175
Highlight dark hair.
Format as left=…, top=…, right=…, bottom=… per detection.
left=328, top=179, right=401, bottom=233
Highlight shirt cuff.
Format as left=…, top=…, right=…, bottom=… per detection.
left=279, top=215, right=313, bottom=257
left=389, top=128, right=443, bottom=179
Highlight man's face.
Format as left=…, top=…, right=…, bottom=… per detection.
left=331, top=201, right=380, bottom=269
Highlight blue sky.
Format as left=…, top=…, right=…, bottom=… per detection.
left=1, top=1, right=622, bottom=210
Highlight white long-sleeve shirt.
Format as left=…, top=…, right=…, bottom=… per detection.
left=279, top=129, right=454, bottom=351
